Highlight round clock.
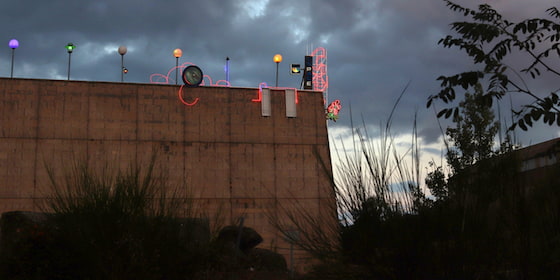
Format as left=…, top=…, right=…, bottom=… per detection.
left=182, top=65, right=203, bottom=87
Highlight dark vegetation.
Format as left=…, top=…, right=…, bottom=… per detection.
left=283, top=88, right=560, bottom=279
left=275, top=2, right=560, bottom=273
left=0, top=157, right=288, bottom=280
left=428, top=1, right=560, bottom=131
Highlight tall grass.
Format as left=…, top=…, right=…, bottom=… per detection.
left=1, top=155, right=213, bottom=280
left=334, top=115, right=424, bottom=226
left=334, top=83, right=425, bottom=227
left=269, top=85, right=428, bottom=278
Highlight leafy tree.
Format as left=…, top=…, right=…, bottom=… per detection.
left=428, top=0, right=560, bottom=131
left=426, top=83, right=500, bottom=202
left=425, top=161, right=447, bottom=201
left=446, top=83, right=500, bottom=173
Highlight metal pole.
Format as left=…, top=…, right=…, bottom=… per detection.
left=226, top=57, right=230, bottom=83
left=10, top=49, right=15, bottom=78
left=275, top=62, right=279, bottom=87
left=121, top=54, right=124, bottom=82
left=67, top=52, right=72, bottom=80
left=175, top=57, right=179, bottom=85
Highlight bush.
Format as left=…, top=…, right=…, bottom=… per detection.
left=0, top=157, right=212, bottom=280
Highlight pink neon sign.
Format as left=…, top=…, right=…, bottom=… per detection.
left=311, top=47, right=328, bottom=103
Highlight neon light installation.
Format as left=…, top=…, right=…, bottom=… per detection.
left=150, top=62, right=231, bottom=87
left=177, top=85, right=199, bottom=106
left=310, top=47, right=328, bottom=103
left=326, top=100, right=341, bottom=122
left=151, top=62, right=232, bottom=106
left=149, top=48, right=332, bottom=108
left=251, top=82, right=299, bottom=104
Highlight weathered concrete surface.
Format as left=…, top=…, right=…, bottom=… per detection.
left=0, top=78, right=337, bottom=272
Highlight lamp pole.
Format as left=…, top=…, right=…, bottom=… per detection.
left=9, top=39, right=19, bottom=78
left=173, top=49, right=182, bottom=85
left=273, top=54, right=282, bottom=87
left=118, top=46, right=127, bottom=82
left=65, top=43, right=75, bottom=80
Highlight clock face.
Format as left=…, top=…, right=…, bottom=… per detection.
left=182, top=65, right=203, bottom=87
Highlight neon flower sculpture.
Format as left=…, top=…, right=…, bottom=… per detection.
left=326, top=100, right=341, bottom=121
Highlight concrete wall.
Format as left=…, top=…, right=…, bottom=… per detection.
left=0, top=78, right=336, bottom=271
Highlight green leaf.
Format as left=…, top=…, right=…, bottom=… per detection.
left=524, top=114, right=533, bottom=126
left=445, top=108, right=453, bottom=118
left=530, top=109, right=542, bottom=121
left=551, top=92, right=559, bottom=104
left=426, top=98, right=433, bottom=108
left=518, top=119, right=528, bottom=130
left=437, top=109, right=448, bottom=118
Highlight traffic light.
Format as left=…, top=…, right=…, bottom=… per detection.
left=122, top=67, right=128, bottom=74
left=303, top=55, right=313, bottom=89
left=290, top=64, right=301, bottom=74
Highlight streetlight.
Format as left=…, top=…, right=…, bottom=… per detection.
left=65, top=43, right=75, bottom=80
left=173, top=48, right=182, bottom=85
left=118, top=45, right=127, bottom=82
left=273, top=54, right=282, bottom=87
left=8, top=39, right=19, bottom=78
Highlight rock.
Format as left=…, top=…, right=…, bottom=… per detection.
left=217, top=225, right=263, bottom=252
left=247, top=248, right=287, bottom=272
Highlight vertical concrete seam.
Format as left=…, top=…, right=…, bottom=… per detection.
left=228, top=87, right=234, bottom=223
left=86, top=82, right=91, bottom=163
left=32, top=81, right=41, bottom=210
left=181, top=86, right=187, bottom=203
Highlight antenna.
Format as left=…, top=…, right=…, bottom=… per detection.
left=225, top=57, right=230, bottom=83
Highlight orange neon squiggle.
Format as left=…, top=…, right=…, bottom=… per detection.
left=178, top=85, right=199, bottom=106
left=252, top=83, right=299, bottom=104
left=151, top=62, right=234, bottom=106
left=214, top=80, right=231, bottom=87
left=252, top=82, right=269, bottom=102
left=150, top=62, right=196, bottom=84
left=149, top=73, right=170, bottom=84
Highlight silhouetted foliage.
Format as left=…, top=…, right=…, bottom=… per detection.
left=428, top=0, right=560, bottom=131
left=0, top=158, right=215, bottom=280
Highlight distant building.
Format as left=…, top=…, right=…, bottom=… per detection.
left=516, top=137, right=560, bottom=191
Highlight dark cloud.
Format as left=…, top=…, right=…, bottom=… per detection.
left=1, top=0, right=558, bottom=151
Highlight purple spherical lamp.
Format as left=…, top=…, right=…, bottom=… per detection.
left=9, top=39, right=19, bottom=49
left=9, top=39, right=19, bottom=78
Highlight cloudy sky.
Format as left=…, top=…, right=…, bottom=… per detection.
left=2, top=0, right=559, bottom=175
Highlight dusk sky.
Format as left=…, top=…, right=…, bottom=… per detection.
left=1, top=0, right=559, bottom=175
